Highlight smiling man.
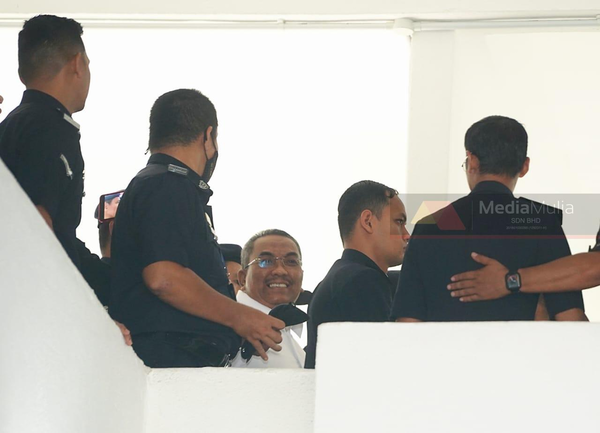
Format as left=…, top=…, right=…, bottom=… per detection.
left=231, top=229, right=306, bottom=368
left=305, top=180, right=410, bottom=369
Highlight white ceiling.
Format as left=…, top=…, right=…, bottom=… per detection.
left=1, top=0, right=600, bottom=21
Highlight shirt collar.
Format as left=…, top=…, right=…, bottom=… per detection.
left=147, top=153, right=213, bottom=198
left=470, top=180, right=514, bottom=197
left=341, top=249, right=389, bottom=279
left=236, top=291, right=303, bottom=337
left=22, top=89, right=71, bottom=116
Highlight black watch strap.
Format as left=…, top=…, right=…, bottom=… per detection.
left=505, top=270, right=522, bottom=293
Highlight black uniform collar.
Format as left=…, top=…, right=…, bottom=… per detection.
left=470, top=180, right=514, bottom=196
left=22, top=89, right=71, bottom=116
left=147, top=153, right=213, bottom=197
left=342, top=249, right=389, bottom=279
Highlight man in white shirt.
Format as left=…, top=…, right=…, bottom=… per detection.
left=231, top=229, right=306, bottom=368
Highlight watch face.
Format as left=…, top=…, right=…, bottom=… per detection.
left=507, top=273, right=521, bottom=291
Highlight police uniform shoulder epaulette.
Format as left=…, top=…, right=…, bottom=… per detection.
left=59, top=109, right=81, bottom=131
left=167, top=164, right=189, bottom=176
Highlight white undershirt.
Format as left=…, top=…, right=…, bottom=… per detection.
left=231, top=291, right=306, bottom=368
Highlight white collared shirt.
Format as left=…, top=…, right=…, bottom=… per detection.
left=231, top=291, right=306, bottom=368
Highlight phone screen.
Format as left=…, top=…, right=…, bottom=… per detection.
left=98, top=190, right=124, bottom=222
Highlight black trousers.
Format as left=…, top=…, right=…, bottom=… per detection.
left=132, top=332, right=231, bottom=368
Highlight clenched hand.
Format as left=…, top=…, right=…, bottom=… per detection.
left=232, top=306, right=285, bottom=361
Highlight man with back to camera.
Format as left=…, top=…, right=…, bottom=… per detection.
left=109, top=89, right=284, bottom=368
left=447, top=219, right=600, bottom=301
left=231, top=229, right=306, bottom=368
left=0, top=15, right=110, bottom=306
left=392, top=115, right=587, bottom=323
left=305, top=180, right=410, bottom=369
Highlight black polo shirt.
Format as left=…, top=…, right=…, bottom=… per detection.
left=391, top=181, right=585, bottom=321
left=0, top=90, right=110, bottom=304
left=110, top=153, right=240, bottom=354
left=305, top=249, right=392, bottom=369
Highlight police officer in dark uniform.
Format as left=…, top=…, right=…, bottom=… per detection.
left=0, top=15, right=109, bottom=305
left=110, top=89, right=284, bottom=368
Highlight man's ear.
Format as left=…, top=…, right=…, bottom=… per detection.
left=359, top=209, right=375, bottom=234
left=203, top=126, right=217, bottom=157
left=72, top=52, right=85, bottom=78
left=203, top=126, right=212, bottom=142
left=519, top=157, right=530, bottom=178
left=467, top=152, right=480, bottom=173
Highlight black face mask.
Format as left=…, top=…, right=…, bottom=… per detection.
left=202, top=150, right=218, bottom=182
left=201, top=131, right=218, bottom=182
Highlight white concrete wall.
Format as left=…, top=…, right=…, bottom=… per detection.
left=405, top=30, right=456, bottom=194
left=0, top=160, right=148, bottom=433
left=146, top=368, right=315, bottom=433
left=314, top=322, right=600, bottom=433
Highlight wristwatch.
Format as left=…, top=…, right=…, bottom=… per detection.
left=505, top=270, right=522, bottom=293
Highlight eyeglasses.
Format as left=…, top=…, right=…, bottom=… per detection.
left=245, top=255, right=302, bottom=269
left=462, top=152, right=477, bottom=172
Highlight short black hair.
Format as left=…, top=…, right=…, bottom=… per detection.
left=338, top=180, right=398, bottom=242
left=465, top=116, right=528, bottom=178
left=18, top=15, right=85, bottom=83
left=241, top=229, right=302, bottom=268
left=148, top=89, right=218, bottom=151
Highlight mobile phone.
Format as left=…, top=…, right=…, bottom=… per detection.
left=98, top=190, right=124, bottom=222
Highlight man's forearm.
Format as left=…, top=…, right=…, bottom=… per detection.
left=142, top=261, right=285, bottom=360
left=143, top=261, right=241, bottom=328
left=520, top=252, right=600, bottom=293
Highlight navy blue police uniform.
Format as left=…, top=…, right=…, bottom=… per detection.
left=110, top=153, right=240, bottom=368
left=0, top=90, right=110, bottom=304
